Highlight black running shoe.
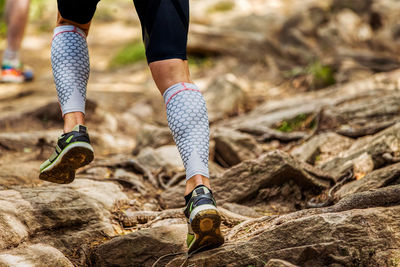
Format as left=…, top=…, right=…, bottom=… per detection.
left=39, top=124, right=94, bottom=184
left=184, top=186, right=224, bottom=253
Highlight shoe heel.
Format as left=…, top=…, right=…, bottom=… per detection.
left=189, top=209, right=224, bottom=253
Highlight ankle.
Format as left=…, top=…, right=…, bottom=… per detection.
left=63, top=112, right=85, bottom=133
left=185, top=175, right=211, bottom=196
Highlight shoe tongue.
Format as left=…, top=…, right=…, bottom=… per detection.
left=72, top=124, right=87, bottom=133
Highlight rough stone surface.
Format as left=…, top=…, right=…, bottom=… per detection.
left=91, top=224, right=186, bottom=267
left=335, top=163, right=400, bottom=199
left=204, top=73, right=249, bottom=122
left=168, top=205, right=400, bottom=266
left=291, top=132, right=354, bottom=165
left=321, top=123, right=400, bottom=179
left=222, top=202, right=262, bottom=218
left=133, top=124, right=174, bottom=154
left=265, top=259, right=299, bottom=267
left=137, top=146, right=184, bottom=172
left=161, top=150, right=332, bottom=209
left=0, top=179, right=127, bottom=261
left=213, top=127, right=262, bottom=167
left=0, top=244, right=74, bottom=267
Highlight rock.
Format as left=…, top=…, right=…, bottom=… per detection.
left=0, top=159, right=44, bottom=186
left=352, top=152, right=374, bottom=179
left=334, top=9, right=373, bottom=43
left=187, top=23, right=279, bottom=63
left=0, top=244, right=73, bottom=267
left=0, top=130, right=59, bottom=152
left=120, top=210, right=159, bottom=227
left=218, top=207, right=252, bottom=227
left=265, top=259, right=299, bottom=267
left=204, top=73, right=249, bottom=122
left=320, top=122, right=400, bottom=179
left=133, top=124, right=174, bottom=155
left=333, top=0, right=373, bottom=13
left=118, top=112, right=142, bottom=136
left=161, top=150, right=332, bottom=208
left=322, top=94, right=400, bottom=138
left=128, top=100, right=155, bottom=122
left=84, top=167, right=111, bottom=179
left=222, top=203, right=261, bottom=218
left=0, top=179, right=126, bottom=254
left=117, top=208, right=186, bottom=228
left=213, top=151, right=331, bottom=205
left=159, top=180, right=186, bottom=209
left=213, top=127, right=262, bottom=167
left=90, top=131, right=136, bottom=155
left=91, top=224, right=186, bottom=267
left=137, top=146, right=184, bottom=172
left=69, top=179, right=128, bottom=210
left=169, top=205, right=400, bottom=266
left=335, top=163, right=400, bottom=199
left=222, top=70, right=400, bottom=137
left=209, top=161, right=226, bottom=177
left=112, top=168, right=146, bottom=193
left=291, top=132, right=353, bottom=165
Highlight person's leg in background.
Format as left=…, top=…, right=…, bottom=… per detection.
left=2, top=0, right=33, bottom=83
left=133, top=0, right=224, bottom=253
left=39, top=0, right=99, bottom=184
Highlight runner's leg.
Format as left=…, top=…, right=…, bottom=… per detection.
left=133, top=0, right=224, bottom=252
left=134, top=0, right=210, bottom=195
left=3, top=0, right=30, bottom=66
left=53, top=0, right=99, bottom=132
left=2, top=0, right=33, bottom=83
left=39, top=0, right=99, bottom=183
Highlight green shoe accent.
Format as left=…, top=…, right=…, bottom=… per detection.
left=65, top=135, right=74, bottom=143
left=187, top=233, right=195, bottom=247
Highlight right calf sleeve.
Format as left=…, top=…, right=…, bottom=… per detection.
left=52, top=25, right=89, bottom=116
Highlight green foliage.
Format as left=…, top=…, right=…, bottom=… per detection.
left=284, top=60, right=336, bottom=89
left=0, top=0, right=6, bottom=38
left=109, top=41, right=146, bottom=68
left=277, top=114, right=308, bottom=132
left=188, top=55, right=213, bottom=69
left=29, top=0, right=54, bottom=32
left=275, top=113, right=318, bottom=133
left=207, top=1, right=235, bottom=13
left=308, top=61, right=336, bottom=88
left=30, top=0, right=45, bottom=21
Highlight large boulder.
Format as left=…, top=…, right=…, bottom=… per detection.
left=168, top=205, right=400, bottom=266
left=161, top=150, right=332, bottom=209
left=0, top=244, right=73, bottom=267
left=91, top=224, right=186, bottom=267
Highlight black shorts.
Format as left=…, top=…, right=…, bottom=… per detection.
left=57, top=0, right=189, bottom=63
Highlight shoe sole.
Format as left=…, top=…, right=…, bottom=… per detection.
left=189, top=209, right=224, bottom=253
left=39, top=142, right=94, bottom=184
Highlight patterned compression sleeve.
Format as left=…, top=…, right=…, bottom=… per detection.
left=164, top=82, right=210, bottom=180
left=51, top=25, right=89, bottom=116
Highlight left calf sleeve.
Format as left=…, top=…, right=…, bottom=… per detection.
left=52, top=25, right=89, bottom=116
left=164, top=82, right=210, bottom=180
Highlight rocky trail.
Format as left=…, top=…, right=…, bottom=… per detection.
left=1, top=0, right=400, bottom=266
